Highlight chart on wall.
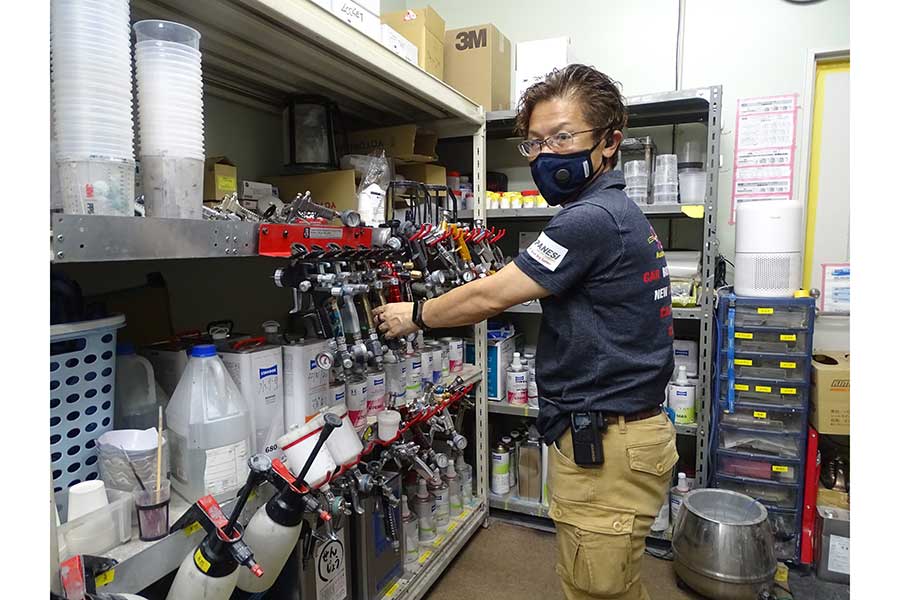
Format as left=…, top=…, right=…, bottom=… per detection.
left=729, top=94, right=800, bottom=224
left=803, top=59, right=850, bottom=313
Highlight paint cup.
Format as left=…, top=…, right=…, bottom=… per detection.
left=135, top=479, right=171, bottom=541
left=377, top=410, right=402, bottom=441
left=67, top=480, right=110, bottom=521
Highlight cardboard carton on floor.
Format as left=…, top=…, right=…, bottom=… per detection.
left=444, top=24, right=511, bottom=111
left=204, top=156, right=237, bottom=201
left=381, top=6, right=445, bottom=78
left=810, top=351, right=850, bottom=435
left=261, top=169, right=357, bottom=213
left=347, top=124, right=438, bottom=163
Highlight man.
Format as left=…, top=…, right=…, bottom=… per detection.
left=374, top=64, right=678, bottom=600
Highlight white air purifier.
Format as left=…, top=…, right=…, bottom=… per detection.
left=734, top=199, right=803, bottom=297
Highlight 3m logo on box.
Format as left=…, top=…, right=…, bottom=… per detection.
left=455, top=28, right=487, bottom=50
left=259, top=365, right=278, bottom=379
left=831, top=379, right=850, bottom=391
left=526, top=232, right=568, bottom=272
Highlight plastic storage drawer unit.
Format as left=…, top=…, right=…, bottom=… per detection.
left=731, top=329, right=810, bottom=355
left=717, top=452, right=801, bottom=484
left=716, top=476, right=799, bottom=510
left=721, top=354, right=809, bottom=382
left=717, top=428, right=803, bottom=460
left=718, top=405, right=806, bottom=435
left=733, top=304, right=811, bottom=329
left=719, top=379, right=807, bottom=408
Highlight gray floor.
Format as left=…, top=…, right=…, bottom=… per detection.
left=423, top=520, right=849, bottom=600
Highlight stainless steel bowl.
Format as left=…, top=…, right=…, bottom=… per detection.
left=672, top=488, right=776, bottom=600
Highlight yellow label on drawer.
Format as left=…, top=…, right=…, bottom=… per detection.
left=735, top=332, right=754, bottom=339
left=780, top=387, right=797, bottom=395
left=780, top=361, right=797, bottom=369
left=734, top=384, right=750, bottom=391
left=384, top=582, right=401, bottom=598
left=780, top=334, right=797, bottom=342
left=772, top=465, right=789, bottom=473
left=757, top=307, right=774, bottom=314
left=753, top=411, right=768, bottom=419
left=755, top=386, right=772, bottom=393
left=735, top=359, right=753, bottom=366
left=418, top=550, right=433, bottom=564
left=95, top=569, right=115, bottom=588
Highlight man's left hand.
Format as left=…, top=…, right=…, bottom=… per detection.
left=372, top=302, right=418, bottom=339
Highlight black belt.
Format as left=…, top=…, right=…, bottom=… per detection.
left=598, top=406, right=662, bottom=426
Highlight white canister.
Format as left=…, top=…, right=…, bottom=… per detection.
left=346, top=377, right=368, bottom=429
left=442, top=338, right=464, bottom=373
left=276, top=416, right=338, bottom=487
left=425, top=342, right=443, bottom=383
left=377, top=410, right=402, bottom=441
left=328, top=381, right=346, bottom=409
left=366, top=370, right=387, bottom=416
left=323, top=404, right=364, bottom=466
left=406, top=352, right=422, bottom=400
left=384, top=355, right=407, bottom=409
left=421, top=349, right=434, bottom=387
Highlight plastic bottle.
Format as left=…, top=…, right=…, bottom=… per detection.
left=405, top=350, right=422, bottom=402
left=491, top=441, right=510, bottom=495
left=115, top=342, right=169, bottom=430
left=413, top=478, right=436, bottom=544
left=455, top=455, right=474, bottom=507
left=669, top=472, right=691, bottom=526
left=166, top=344, right=252, bottom=504
left=527, top=364, right=539, bottom=408
left=401, top=495, right=420, bottom=574
left=429, top=475, right=450, bottom=532
left=668, top=365, right=696, bottom=424
left=506, top=353, right=528, bottom=405
left=444, top=463, right=463, bottom=517
left=447, top=171, right=461, bottom=194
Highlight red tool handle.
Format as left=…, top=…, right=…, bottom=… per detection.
left=490, top=229, right=507, bottom=243
left=231, top=336, right=266, bottom=350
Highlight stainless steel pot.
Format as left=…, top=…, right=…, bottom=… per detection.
left=672, top=488, right=776, bottom=600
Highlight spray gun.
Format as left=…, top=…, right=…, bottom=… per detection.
left=234, top=414, right=341, bottom=597
left=165, top=456, right=271, bottom=600
left=58, top=555, right=146, bottom=600
left=283, top=191, right=362, bottom=227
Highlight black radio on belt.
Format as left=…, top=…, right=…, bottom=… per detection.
left=570, top=411, right=607, bottom=467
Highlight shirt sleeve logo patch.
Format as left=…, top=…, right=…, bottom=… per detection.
left=526, top=232, right=569, bottom=272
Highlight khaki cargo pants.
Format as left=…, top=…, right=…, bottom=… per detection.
left=548, top=411, right=678, bottom=600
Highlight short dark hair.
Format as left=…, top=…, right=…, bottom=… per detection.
left=515, top=64, right=628, bottom=167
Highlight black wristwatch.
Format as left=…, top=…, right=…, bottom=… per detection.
left=411, top=299, right=430, bottom=331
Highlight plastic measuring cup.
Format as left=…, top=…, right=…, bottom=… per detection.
left=377, top=410, right=402, bottom=441
left=133, top=20, right=201, bottom=50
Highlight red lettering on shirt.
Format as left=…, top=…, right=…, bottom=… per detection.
left=660, top=305, right=672, bottom=319
left=642, top=269, right=661, bottom=284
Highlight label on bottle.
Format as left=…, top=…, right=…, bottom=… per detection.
left=205, top=440, right=249, bottom=496
left=491, top=451, right=510, bottom=494
left=507, top=371, right=528, bottom=405
left=448, top=340, right=464, bottom=373
left=421, top=351, right=434, bottom=385
left=407, top=359, right=422, bottom=395
left=366, top=372, right=387, bottom=415
left=527, top=378, right=539, bottom=408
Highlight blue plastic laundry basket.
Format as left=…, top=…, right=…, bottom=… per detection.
left=50, top=315, right=125, bottom=492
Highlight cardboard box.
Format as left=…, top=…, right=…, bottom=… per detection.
left=331, top=0, right=380, bottom=41
left=817, top=486, right=850, bottom=510
left=514, top=36, right=573, bottom=103
left=241, top=180, right=275, bottom=201
left=444, top=24, right=511, bottom=111
left=261, top=169, right=358, bottom=213
left=204, top=156, right=237, bottom=201
left=347, top=124, right=438, bottom=162
left=810, top=351, right=850, bottom=435
left=396, top=163, right=446, bottom=186
left=381, top=24, right=418, bottom=65
left=381, top=7, right=445, bottom=78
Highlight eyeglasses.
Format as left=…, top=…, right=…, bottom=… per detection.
left=517, top=128, right=603, bottom=158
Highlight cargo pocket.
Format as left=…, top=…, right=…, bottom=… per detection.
left=552, top=496, right=635, bottom=598
left=626, top=434, right=679, bottom=478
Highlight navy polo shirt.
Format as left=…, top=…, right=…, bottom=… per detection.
left=514, top=170, right=675, bottom=444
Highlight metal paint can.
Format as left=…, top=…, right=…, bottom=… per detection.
left=346, top=375, right=368, bottom=429
left=366, top=370, right=387, bottom=416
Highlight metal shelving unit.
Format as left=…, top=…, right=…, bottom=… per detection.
left=483, top=87, right=722, bottom=524
left=489, top=492, right=550, bottom=519
left=53, top=2, right=491, bottom=597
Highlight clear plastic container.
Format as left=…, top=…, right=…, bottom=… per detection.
left=134, top=20, right=202, bottom=49
left=678, top=169, right=706, bottom=204
left=717, top=452, right=800, bottom=484
left=731, top=329, right=810, bottom=354
left=733, top=305, right=810, bottom=329
left=55, top=487, right=133, bottom=559
left=653, top=192, right=679, bottom=205
left=165, top=344, right=252, bottom=504
left=718, top=379, right=807, bottom=408
left=717, top=428, right=802, bottom=460
left=141, top=156, right=204, bottom=218
left=716, top=477, right=799, bottom=510
left=722, top=354, right=809, bottom=382
left=624, top=160, right=648, bottom=178
left=718, top=405, right=805, bottom=435
left=115, top=343, right=168, bottom=430
left=323, top=403, right=364, bottom=466
left=57, top=158, right=135, bottom=216
left=654, top=154, right=679, bottom=181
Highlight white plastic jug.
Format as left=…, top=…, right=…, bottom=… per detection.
left=115, top=343, right=169, bottom=431
left=165, top=344, right=252, bottom=504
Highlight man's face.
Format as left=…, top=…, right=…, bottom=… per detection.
left=526, top=95, right=622, bottom=170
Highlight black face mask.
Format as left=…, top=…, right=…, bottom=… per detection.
left=529, top=139, right=607, bottom=206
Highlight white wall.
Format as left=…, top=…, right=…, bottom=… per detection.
left=415, top=0, right=850, bottom=260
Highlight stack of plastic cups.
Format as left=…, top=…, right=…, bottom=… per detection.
left=134, top=20, right=205, bottom=219
left=51, top=0, right=135, bottom=216
left=624, top=160, right=649, bottom=204
left=653, top=154, right=680, bottom=205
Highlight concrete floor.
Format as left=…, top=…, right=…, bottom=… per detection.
left=423, top=520, right=850, bottom=600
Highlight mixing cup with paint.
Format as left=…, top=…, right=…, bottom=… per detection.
left=323, top=403, right=364, bottom=466
left=276, top=416, right=338, bottom=487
